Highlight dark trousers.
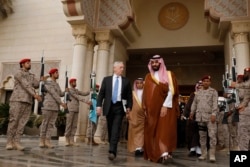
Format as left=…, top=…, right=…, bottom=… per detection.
left=106, top=102, right=125, bottom=156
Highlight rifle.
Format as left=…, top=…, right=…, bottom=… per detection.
left=231, top=55, right=240, bottom=123
left=38, top=52, right=45, bottom=114
left=222, top=68, right=231, bottom=124
left=222, top=55, right=240, bottom=124
left=63, top=67, right=70, bottom=113
left=39, top=51, right=45, bottom=96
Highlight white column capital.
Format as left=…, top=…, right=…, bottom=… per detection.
left=233, top=32, right=249, bottom=44
left=71, top=24, right=93, bottom=45
left=231, top=20, right=250, bottom=36
left=95, top=30, right=114, bottom=45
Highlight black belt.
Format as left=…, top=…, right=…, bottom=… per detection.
left=112, top=101, right=122, bottom=105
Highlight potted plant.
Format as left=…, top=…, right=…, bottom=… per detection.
left=56, top=110, right=66, bottom=137
left=0, top=103, right=10, bottom=135
left=34, top=115, right=43, bottom=128
left=0, top=103, right=36, bottom=135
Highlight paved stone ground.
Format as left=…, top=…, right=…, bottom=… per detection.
left=0, top=136, right=230, bottom=167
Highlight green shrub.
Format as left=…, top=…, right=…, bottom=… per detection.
left=0, top=103, right=9, bottom=134
left=0, top=103, right=38, bottom=134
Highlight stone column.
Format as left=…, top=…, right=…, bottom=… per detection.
left=232, top=33, right=249, bottom=73
left=80, top=41, right=95, bottom=142
left=71, top=24, right=89, bottom=89
left=95, top=31, right=114, bottom=84
left=70, top=24, right=93, bottom=142
left=231, top=21, right=250, bottom=74
left=83, top=41, right=95, bottom=89
left=94, top=31, right=113, bottom=140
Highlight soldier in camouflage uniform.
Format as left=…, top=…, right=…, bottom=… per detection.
left=65, top=78, right=90, bottom=146
left=190, top=75, right=218, bottom=162
left=217, top=102, right=229, bottom=152
left=232, top=68, right=250, bottom=151
left=39, top=68, right=67, bottom=148
left=221, top=74, right=244, bottom=152
left=6, top=58, right=42, bottom=151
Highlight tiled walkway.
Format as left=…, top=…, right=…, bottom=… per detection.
left=0, top=136, right=230, bottom=167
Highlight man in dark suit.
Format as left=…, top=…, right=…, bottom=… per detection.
left=97, top=61, right=133, bottom=161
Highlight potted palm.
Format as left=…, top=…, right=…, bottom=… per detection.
left=55, top=110, right=66, bottom=137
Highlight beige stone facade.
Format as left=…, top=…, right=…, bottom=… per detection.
left=0, top=0, right=250, bottom=141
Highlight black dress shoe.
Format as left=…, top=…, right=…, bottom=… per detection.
left=196, top=153, right=201, bottom=157
left=188, top=151, right=196, bottom=157
left=135, top=150, right=144, bottom=157
left=108, top=153, right=115, bottom=160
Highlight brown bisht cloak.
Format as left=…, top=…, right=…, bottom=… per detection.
left=127, top=91, right=145, bottom=152
left=142, top=71, right=179, bottom=162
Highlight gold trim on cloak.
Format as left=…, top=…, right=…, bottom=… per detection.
left=150, top=71, right=175, bottom=95
left=133, top=91, right=142, bottom=109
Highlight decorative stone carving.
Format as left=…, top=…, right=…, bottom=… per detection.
left=231, top=21, right=250, bottom=34
left=205, top=0, right=248, bottom=22
left=61, top=0, right=83, bottom=17
left=0, top=0, right=13, bottom=19
left=61, top=0, right=140, bottom=44
left=71, top=23, right=94, bottom=45
left=95, top=30, right=114, bottom=46
left=0, top=75, right=14, bottom=90
left=233, top=33, right=249, bottom=44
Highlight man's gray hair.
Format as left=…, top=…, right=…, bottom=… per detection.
left=113, top=61, right=124, bottom=67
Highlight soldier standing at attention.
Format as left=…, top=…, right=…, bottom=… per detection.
left=190, top=75, right=218, bottom=162
left=65, top=78, right=90, bottom=146
left=39, top=68, right=67, bottom=148
left=231, top=68, right=250, bottom=151
left=6, top=58, right=42, bottom=151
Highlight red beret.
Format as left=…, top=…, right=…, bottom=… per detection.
left=244, top=67, right=250, bottom=72
left=69, top=78, right=76, bottom=83
left=237, top=74, right=244, bottom=79
left=201, top=75, right=211, bottom=81
left=49, top=68, right=58, bottom=74
left=19, top=58, right=30, bottom=64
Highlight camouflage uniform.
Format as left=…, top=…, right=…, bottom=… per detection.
left=191, top=87, right=218, bottom=161
left=217, top=111, right=228, bottom=150
left=225, top=101, right=239, bottom=151
left=65, top=87, right=89, bottom=146
left=6, top=68, right=39, bottom=150
left=40, top=78, right=64, bottom=148
left=236, top=80, right=250, bottom=151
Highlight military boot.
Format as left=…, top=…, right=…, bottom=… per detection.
left=69, top=137, right=79, bottom=147
left=45, top=139, right=54, bottom=148
left=65, top=137, right=70, bottom=147
left=39, top=138, right=45, bottom=148
left=209, top=148, right=216, bottom=162
left=92, top=138, right=99, bottom=146
left=5, top=141, right=13, bottom=150
left=198, top=146, right=207, bottom=160
left=13, top=142, right=25, bottom=151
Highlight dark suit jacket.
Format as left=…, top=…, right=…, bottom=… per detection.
left=97, top=76, right=133, bottom=116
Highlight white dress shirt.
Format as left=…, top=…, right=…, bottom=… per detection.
left=153, top=71, right=173, bottom=108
